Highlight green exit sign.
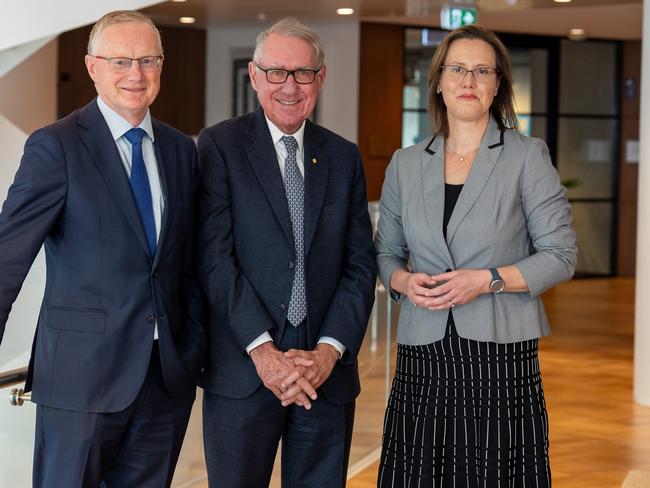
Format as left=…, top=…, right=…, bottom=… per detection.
left=440, top=7, right=478, bottom=30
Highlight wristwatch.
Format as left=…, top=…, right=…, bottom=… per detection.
left=489, top=268, right=505, bottom=294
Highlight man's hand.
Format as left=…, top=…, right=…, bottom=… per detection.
left=281, top=343, right=339, bottom=405
left=249, top=342, right=317, bottom=409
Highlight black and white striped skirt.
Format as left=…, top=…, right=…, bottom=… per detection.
left=378, top=317, right=551, bottom=487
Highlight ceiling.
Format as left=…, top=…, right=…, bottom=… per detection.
left=142, top=0, right=643, bottom=39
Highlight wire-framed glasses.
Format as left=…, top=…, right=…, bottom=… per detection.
left=440, top=65, right=499, bottom=83
left=90, top=55, right=164, bottom=73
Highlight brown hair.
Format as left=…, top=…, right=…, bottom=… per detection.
left=88, top=10, right=162, bottom=55
left=427, top=24, right=518, bottom=137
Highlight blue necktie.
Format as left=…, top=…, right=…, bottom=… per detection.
left=281, top=135, right=306, bottom=326
left=123, top=128, right=157, bottom=256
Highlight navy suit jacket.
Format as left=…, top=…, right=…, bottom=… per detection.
left=197, top=108, right=377, bottom=405
left=0, top=99, right=205, bottom=413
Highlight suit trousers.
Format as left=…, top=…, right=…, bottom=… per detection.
left=203, top=324, right=355, bottom=488
left=33, top=342, right=195, bottom=488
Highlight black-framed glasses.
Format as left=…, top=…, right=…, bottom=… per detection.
left=255, top=63, right=322, bottom=84
left=90, top=55, right=164, bottom=73
left=440, top=65, right=499, bottom=83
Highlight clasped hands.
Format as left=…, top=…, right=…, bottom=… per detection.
left=392, top=268, right=491, bottom=310
left=249, top=341, right=339, bottom=410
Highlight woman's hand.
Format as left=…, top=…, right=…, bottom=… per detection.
left=390, top=269, right=438, bottom=308
left=421, top=269, right=491, bottom=310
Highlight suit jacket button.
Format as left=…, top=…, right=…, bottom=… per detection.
left=288, top=261, right=294, bottom=269
left=147, top=315, right=156, bottom=324
left=279, top=304, right=286, bottom=312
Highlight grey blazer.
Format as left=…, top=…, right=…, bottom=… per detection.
left=375, top=117, right=577, bottom=345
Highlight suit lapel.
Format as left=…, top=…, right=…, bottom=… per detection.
left=152, top=120, right=174, bottom=269
left=303, top=121, right=329, bottom=256
left=245, top=109, right=294, bottom=247
left=446, top=116, right=504, bottom=245
left=79, top=100, right=152, bottom=260
left=421, top=135, right=453, bottom=266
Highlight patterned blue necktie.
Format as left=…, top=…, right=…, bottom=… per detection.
left=123, top=128, right=157, bottom=257
left=281, top=135, right=306, bottom=326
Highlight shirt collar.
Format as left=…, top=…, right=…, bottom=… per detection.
left=264, top=115, right=305, bottom=154
left=96, top=96, right=155, bottom=142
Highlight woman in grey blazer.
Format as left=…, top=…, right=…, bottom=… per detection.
left=375, top=25, right=576, bottom=487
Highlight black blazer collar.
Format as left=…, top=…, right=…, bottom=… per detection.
left=244, top=108, right=295, bottom=247
left=151, top=119, right=174, bottom=268
left=302, top=119, right=330, bottom=256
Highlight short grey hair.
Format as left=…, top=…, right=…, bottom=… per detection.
left=253, top=17, right=324, bottom=67
left=87, top=10, right=162, bottom=55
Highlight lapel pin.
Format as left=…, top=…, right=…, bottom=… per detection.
left=311, top=157, right=318, bottom=165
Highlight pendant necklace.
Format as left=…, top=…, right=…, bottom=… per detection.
left=446, top=144, right=480, bottom=162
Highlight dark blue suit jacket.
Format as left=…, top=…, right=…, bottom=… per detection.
left=196, top=108, right=377, bottom=405
left=0, top=99, right=205, bottom=413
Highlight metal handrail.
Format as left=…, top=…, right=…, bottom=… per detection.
left=0, top=366, right=31, bottom=406
left=0, top=366, right=28, bottom=389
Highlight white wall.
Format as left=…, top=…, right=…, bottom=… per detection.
left=634, top=0, right=650, bottom=407
left=0, top=0, right=162, bottom=50
left=0, top=36, right=54, bottom=79
left=0, top=39, right=58, bottom=134
left=205, top=20, right=360, bottom=143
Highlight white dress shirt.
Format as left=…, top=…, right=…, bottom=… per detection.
left=97, top=96, right=164, bottom=340
left=245, top=117, right=345, bottom=359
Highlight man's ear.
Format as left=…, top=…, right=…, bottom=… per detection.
left=85, top=54, right=98, bottom=83
left=248, top=61, right=258, bottom=91
left=318, top=64, right=327, bottom=89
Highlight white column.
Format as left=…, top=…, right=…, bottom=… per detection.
left=634, top=0, right=650, bottom=406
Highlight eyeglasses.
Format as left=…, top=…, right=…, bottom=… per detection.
left=90, top=55, right=164, bottom=73
left=255, top=64, right=322, bottom=84
left=440, top=65, right=499, bottom=83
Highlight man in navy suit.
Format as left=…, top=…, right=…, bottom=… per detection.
left=0, top=10, right=204, bottom=487
left=197, top=17, right=377, bottom=488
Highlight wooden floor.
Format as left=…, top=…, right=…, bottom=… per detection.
left=348, top=278, right=650, bottom=488
left=171, top=287, right=396, bottom=487
left=171, top=278, right=650, bottom=487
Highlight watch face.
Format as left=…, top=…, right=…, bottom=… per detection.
left=490, top=279, right=505, bottom=293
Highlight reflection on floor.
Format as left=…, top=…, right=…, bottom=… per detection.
left=348, top=278, right=650, bottom=488
left=172, top=278, right=650, bottom=487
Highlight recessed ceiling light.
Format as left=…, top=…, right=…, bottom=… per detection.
left=171, top=0, right=187, bottom=3
left=554, top=0, right=572, bottom=3
left=179, top=16, right=196, bottom=24
left=336, top=8, right=355, bottom=15
left=568, top=28, right=587, bottom=40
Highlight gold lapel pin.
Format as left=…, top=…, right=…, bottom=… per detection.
left=311, top=157, right=318, bottom=165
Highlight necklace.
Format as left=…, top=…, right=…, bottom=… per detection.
left=446, top=143, right=480, bottom=162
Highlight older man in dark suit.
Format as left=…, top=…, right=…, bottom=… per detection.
left=197, top=17, right=377, bottom=488
left=0, top=10, right=204, bottom=487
